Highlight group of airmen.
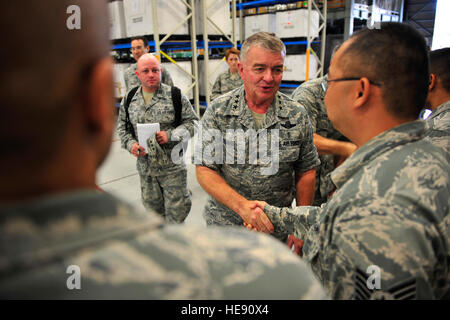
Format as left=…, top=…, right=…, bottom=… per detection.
left=0, top=0, right=448, bottom=300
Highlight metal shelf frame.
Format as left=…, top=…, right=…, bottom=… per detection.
left=151, top=0, right=201, bottom=115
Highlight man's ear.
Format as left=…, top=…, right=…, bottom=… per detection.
left=237, top=61, right=244, bottom=78
left=429, top=73, right=437, bottom=92
left=83, top=57, right=115, bottom=135
left=354, top=77, right=371, bottom=110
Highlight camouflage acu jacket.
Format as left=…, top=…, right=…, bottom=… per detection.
left=291, top=75, right=345, bottom=206
left=0, top=190, right=327, bottom=299
left=196, top=86, right=320, bottom=242
left=117, top=83, right=198, bottom=176
left=264, top=121, right=450, bottom=299
left=124, top=62, right=174, bottom=91
left=426, top=100, right=450, bottom=160
left=210, top=71, right=243, bottom=101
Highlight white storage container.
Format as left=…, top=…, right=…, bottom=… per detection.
left=109, top=1, right=127, bottom=40
left=195, top=0, right=232, bottom=36
left=198, top=59, right=229, bottom=96
left=162, top=61, right=194, bottom=100
left=113, top=63, right=130, bottom=99
left=123, top=0, right=189, bottom=37
left=244, top=14, right=276, bottom=38
left=283, top=54, right=318, bottom=81
left=276, top=9, right=319, bottom=38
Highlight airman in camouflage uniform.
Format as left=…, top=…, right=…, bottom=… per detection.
left=0, top=190, right=327, bottom=299
left=124, top=36, right=173, bottom=91
left=252, top=23, right=450, bottom=300
left=117, top=54, right=198, bottom=223
left=261, top=121, right=450, bottom=299
left=0, top=0, right=327, bottom=300
left=124, top=62, right=173, bottom=90
left=211, top=71, right=243, bottom=101
left=424, top=48, right=450, bottom=159
left=291, top=75, right=355, bottom=206
left=211, top=47, right=243, bottom=101
left=196, top=87, right=319, bottom=242
left=426, top=100, right=450, bottom=158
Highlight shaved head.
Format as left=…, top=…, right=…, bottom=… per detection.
left=136, top=54, right=162, bottom=92
left=0, top=1, right=110, bottom=166
left=137, top=53, right=160, bottom=69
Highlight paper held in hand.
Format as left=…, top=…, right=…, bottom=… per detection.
left=137, top=123, right=160, bottom=152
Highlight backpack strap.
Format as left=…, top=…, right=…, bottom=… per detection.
left=124, top=86, right=139, bottom=140
left=171, top=86, right=182, bottom=127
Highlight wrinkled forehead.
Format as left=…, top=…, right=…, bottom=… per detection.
left=244, top=45, right=285, bottom=65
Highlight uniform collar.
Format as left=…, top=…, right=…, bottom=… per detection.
left=131, top=84, right=165, bottom=108
left=222, top=86, right=291, bottom=129
left=331, top=120, right=427, bottom=189
left=428, top=100, right=450, bottom=120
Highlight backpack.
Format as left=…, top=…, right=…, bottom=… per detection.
left=124, top=86, right=182, bottom=140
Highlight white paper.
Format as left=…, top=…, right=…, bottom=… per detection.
left=137, top=123, right=160, bottom=153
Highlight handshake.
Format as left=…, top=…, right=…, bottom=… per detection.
left=240, top=200, right=273, bottom=233
left=241, top=200, right=304, bottom=256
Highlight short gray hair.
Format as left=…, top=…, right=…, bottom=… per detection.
left=240, top=32, right=286, bottom=63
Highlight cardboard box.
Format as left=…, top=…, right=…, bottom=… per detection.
left=283, top=54, right=318, bottom=81
left=276, top=9, right=319, bottom=38
left=123, top=0, right=188, bottom=37
left=244, top=14, right=277, bottom=39
left=109, top=1, right=127, bottom=40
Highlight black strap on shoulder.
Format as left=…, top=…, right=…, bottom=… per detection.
left=171, top=86, right=182, bottom=127
left=124, top=86, right=139, bottom=140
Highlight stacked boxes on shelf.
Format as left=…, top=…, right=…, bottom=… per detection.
left=109, top=1, right=127, bottom=40
left=123, top=0, right=189, bottom=37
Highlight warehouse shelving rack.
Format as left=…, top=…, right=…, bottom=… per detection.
left=235, top=0, right=327, bottom=92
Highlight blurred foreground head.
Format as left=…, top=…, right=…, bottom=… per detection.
left=0, top=1, right=114, bottom=201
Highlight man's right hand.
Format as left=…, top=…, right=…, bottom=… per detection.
left=131, top=142, right=147, bottom=157
left=238, top=200, right=274, bottom=234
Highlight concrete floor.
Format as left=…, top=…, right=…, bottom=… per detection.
left=96, top=130, right=207, bottom=226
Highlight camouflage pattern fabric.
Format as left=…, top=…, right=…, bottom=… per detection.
left=425, top=100, right=450, bottom=161
left=124, top=62, right=174, bottom=91
left=117, top=83, right=198, bottom=223
left=291, top=75, right=345, bottom=206
left=263, top=120, right=450, bottom=299
left=210, top=71, right=243, bottom=101
left=0, top=190, right=328, bottom=299
left=196, top=86, right=320, bottom=242
left=139, top=166, right=191, bottom=223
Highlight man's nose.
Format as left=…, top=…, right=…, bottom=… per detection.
left=262, top=69, right=274, bottom=82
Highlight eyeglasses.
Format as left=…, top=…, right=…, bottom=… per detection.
left=130, top=46, right=144, bottom=52
left=321, top=77, right=382, bottom=91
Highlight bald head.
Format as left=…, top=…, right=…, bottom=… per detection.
left=136, top=53, right=162, bottom=92
left=0, top=0, right=111, bottom=164
left=137, top=53, right=160, bottom=69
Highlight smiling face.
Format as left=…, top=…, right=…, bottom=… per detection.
left=238, top=46, right=284, bottom=106
left=131, top=39, right=148, bottom=62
